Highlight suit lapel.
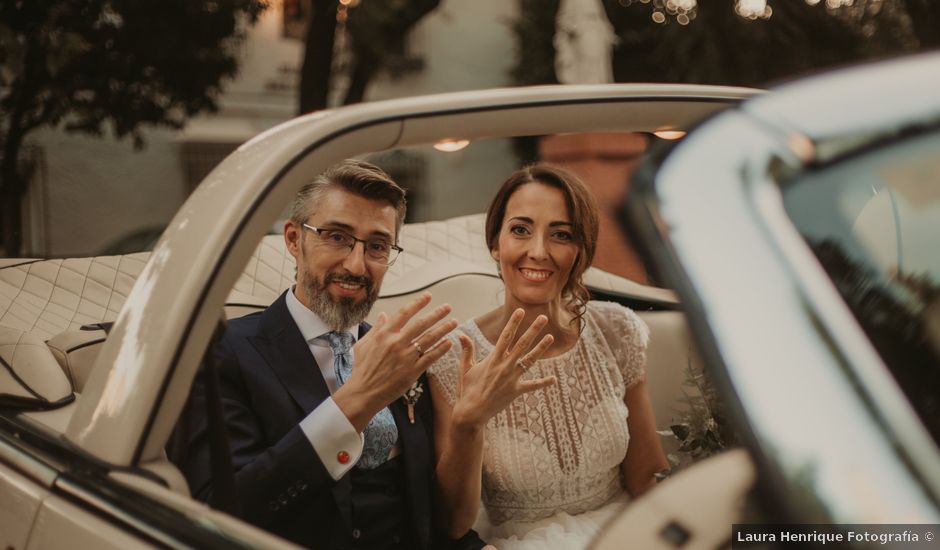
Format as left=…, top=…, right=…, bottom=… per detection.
left=249, top=302, right=430, bottom=539
left=248, top=292, right=358, bottom=527
left=249, top=292, right=330, bottom=415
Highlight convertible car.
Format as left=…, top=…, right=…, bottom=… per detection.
left=1, top=52, right=938, bottom=550
left=596, top=52, right=940, bottom=549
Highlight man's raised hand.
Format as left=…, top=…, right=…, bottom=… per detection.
left=333, top=292, right=456, bottom=432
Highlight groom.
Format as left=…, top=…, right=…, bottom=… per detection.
left=184, top=160, right=486, bottom=549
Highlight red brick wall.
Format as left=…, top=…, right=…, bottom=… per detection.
left=539, top=133, right=650, bottom=284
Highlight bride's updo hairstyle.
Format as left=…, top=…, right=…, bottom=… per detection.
left=484, top=163, right=599, bottom=328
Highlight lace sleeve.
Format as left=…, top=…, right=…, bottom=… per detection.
left=591, top=301, right=649, bottom=388
left=426, top=333, right=463, bottom=405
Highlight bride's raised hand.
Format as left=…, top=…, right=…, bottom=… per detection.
left=451, top=309, right=557, bottom=430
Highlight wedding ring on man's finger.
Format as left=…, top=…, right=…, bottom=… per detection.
left=412, top=341, right=425, bottom=358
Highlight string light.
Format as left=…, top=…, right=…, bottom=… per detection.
left=645, top=0, right=697, bottom=25
left=735, top=0, right=772, bottom=20
left=621, top=0, right=860, bottom=26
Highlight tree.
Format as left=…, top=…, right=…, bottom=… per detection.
left=298, top=0, right=339, bottom=114
left=512, top=0, right=561, bottom=86
left=609, top=0, right=939, bottom=86
left=343, top=0, right=439, bottom=104
left=612, top=0, right=870, bottom=86
left=297, top=0, right=440, bottom=114
left=512, top=0, right=940, bottom=89
left=0, top=0, right=265, bottom=256
left=900, top=0, right=940, bottom=50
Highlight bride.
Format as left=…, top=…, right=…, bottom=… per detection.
left=429, top=164, right=668, bottom=549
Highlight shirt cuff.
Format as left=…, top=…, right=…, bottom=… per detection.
left=300, top=397, right=364, bottom=480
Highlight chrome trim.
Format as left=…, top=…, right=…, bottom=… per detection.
left=1, top=414, right=255, bottom=549
left=54, top=474, right=253, bottom=550
left=55, top=475, right=184, bottom=548
left=0, top=430, right=58, bottom=487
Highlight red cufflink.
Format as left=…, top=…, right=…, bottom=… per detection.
left=337, top=451, right=350, bottom=464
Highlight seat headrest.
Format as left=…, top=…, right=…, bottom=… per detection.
left=0, top=327, right=74, bottom=409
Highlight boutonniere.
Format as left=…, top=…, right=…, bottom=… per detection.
left=402, top=381, right=424, bottom=424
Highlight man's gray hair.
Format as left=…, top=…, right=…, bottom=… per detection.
left=290, top=159, right=407, bottom=239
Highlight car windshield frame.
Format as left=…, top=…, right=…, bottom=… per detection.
left=625, top=55, right=940, bottom=525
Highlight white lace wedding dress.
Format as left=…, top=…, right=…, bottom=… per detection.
left=429, top=301, right=649, bottom=550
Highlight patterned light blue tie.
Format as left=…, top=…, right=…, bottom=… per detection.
left=323, top=331, right=398, bottom=470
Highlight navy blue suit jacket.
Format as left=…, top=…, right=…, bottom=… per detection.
left=183, top=291, right=483, bottom=549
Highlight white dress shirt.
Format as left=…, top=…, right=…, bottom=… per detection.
left=285, top=288, right=398, bottom=480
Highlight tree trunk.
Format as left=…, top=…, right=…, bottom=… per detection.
left=298, top=0, right=339, bottom=114
left=1, top=27, right=41, bottom=257
left=903, top=0, right=940, bottom=49
left=342, top=51, right=378, bottom=105
left=342, top=0, right=440, bottom=105
left=0, top=150, right=26, bottom=257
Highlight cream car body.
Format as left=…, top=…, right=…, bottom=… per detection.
left=1, top=84, right=754, bottom=549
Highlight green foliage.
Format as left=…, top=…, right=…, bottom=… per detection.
left=0, top=0, right=265, bottom=145
left=343, top=0, right=440, bottom=104
left=511, top=0, right=560, bottom=86
left=656, top=356, right=737, bottom=477
left=0, top=0, right=265, bottom=255
left=509, top=0, right=562, bottom=162
left=511, top=1, right=940, bottom=89
left=606, top=0, right=920, bottom=87
left=346, top=0, right=439, bottom=64
left=299, top=0, right=440, bottom=111
left=508, top=1, right=939, bottom=164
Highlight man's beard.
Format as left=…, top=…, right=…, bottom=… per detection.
left=299, top=268, right=378, bottom=331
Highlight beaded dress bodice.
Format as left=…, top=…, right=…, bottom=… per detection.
left=429, top=301, right=648, bottom=524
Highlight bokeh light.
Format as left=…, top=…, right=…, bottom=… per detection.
left=735, top=0, right=773, bottom=20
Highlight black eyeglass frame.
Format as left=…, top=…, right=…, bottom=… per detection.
left=301, top=223, right=404, bottom=266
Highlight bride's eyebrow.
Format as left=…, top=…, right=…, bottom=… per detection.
left=507, top=216, right=573, bottom=227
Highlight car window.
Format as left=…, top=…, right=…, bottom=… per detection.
left=356, top=133, right=670, bottom=289
left=782, top=130, right=940, bottom=444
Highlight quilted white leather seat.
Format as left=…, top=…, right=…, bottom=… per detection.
left=228, top=214, right=500, bottom=306
left=0, top=216, right=497, bottom=392
left=0, top=254, right=148, bottom=340
left=0, top=326, right=73, bottom=408
left=0, top=214, right=700, bottom=437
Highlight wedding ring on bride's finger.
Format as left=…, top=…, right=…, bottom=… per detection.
left=516, top=358, right=532, bottom=371
left=412, top=340, right=425, bottom=358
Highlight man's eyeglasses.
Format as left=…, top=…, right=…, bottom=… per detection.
left=302, top=224, right=403, bottom=266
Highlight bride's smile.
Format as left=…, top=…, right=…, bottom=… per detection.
left=493, top=182, right=579, bottom=310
